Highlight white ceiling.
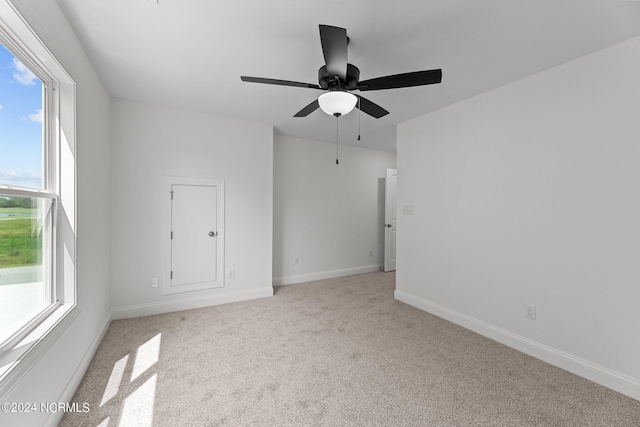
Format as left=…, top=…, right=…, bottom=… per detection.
left=58, top=0, right=640, bottom=152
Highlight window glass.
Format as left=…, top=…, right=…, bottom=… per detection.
left=0, top=42, right=52, bottom=348
left=0, top=196, right=52, bottom=345
left=0, top=42, right=44, bottom=189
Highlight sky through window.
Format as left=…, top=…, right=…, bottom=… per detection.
left=0, top=42, right=43, bottom=189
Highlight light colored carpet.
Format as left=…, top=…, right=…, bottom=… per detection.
left=61, top=272, right=640, bottom=426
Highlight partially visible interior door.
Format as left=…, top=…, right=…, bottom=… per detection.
left=384, top=168, right=397, bottom=272
left=165, top=177, right=224, bottom=294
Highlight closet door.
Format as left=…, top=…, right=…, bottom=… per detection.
left=165, top=177, right=224, bottom=294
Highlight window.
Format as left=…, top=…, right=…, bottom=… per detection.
left=0, top=0, right=76, bottom=393
left=0, top=42, right=57, bottom=350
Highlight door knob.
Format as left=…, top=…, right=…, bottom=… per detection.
left=208, top=231, right=217, bottom=237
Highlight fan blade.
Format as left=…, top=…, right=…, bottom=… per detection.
left=357, top=69, right=442, bottom=91
left=241, top=76, right=321, bottom=89
left=319, top=25, right=348, bottom=80
left=356, top=95, right=389, bottom=119
left=294, top=99, right=320, bottom=117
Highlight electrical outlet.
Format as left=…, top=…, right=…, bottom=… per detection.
left=151, top=277, right=159, bottom=288
left=525, top=304, right=536, bottom=320
left=294, top=257, right=299, bottom=265
left=368, top=249, right=373, bottom=257
left=228, top=269, right=235, bottom=280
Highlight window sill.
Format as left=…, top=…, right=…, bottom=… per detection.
left=0, top=303, right=79, bottom=400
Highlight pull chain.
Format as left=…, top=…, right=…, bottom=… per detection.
left=357, top=96, right=361, bottom=141
left=335, top=114, right=340, bottom=164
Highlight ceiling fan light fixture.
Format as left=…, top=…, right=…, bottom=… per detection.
left=318, top=91, right=357, bottom=116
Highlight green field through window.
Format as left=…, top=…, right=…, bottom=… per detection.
left=0, top=197, right=42, bottom=268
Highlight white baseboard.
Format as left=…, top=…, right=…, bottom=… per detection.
left=111, top=287, right=274, bottom=320
left=394, top=289, right=640, bottom=401
left=45, top=311, right=112, bottom=427
left=273, top=264, right=382, bottom=286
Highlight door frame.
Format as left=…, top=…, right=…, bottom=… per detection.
left=163, top=176, right=225, bottom=295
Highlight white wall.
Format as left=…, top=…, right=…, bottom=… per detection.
left=396, top=36, right=640, bottom=399
left=0, top=1, right=112, bottom=426
left=273, top=135, right=396, bottom=285
left=110, top=99, right=273, bottom=318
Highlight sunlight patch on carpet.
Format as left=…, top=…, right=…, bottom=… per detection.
left=100, top=355, right=129, bottom=407
left=131, top=333, right=161, bottom=382
left=119, top=374, right=157, bottom=427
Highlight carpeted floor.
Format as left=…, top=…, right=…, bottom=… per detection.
left=61, top=272, right=640, bottom=426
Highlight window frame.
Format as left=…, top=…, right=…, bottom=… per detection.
left=0, top=0, right=77, bottom=398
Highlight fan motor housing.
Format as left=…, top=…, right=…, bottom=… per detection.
left=318, top=64, right=360, bottom=90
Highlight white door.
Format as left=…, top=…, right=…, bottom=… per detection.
left=165, top=178, right=224, bottom=294
left=384, top=168, right=397, bottom=272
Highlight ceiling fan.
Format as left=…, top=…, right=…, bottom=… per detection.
left=241, top=25, right=442, bottom=119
